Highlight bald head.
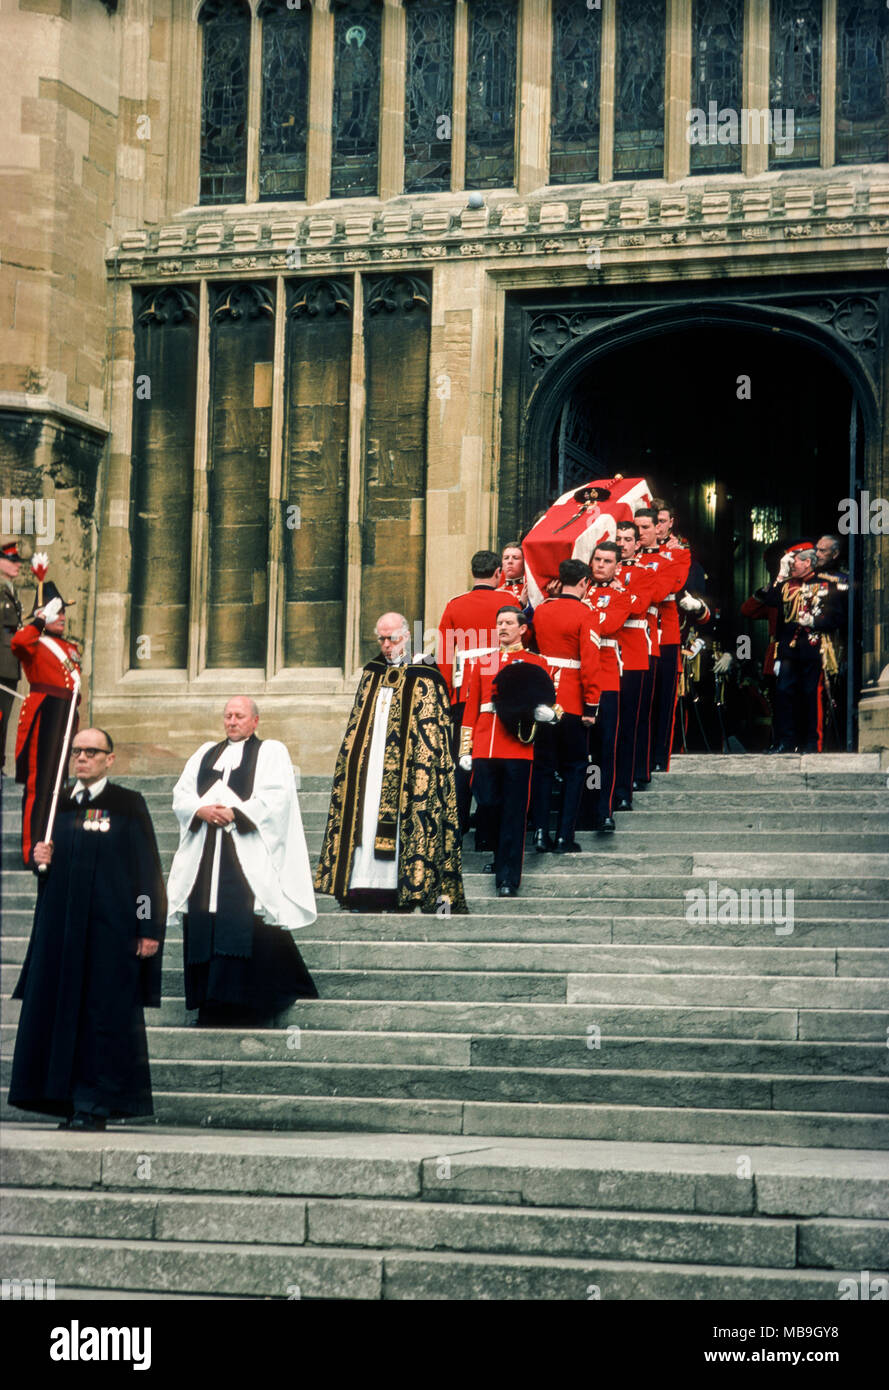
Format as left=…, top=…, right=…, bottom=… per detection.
left=375, top=612, right=410, bottom=663
left=70, top=727, right=115, bottom=785
left=223, top=696, right=259, bottom=742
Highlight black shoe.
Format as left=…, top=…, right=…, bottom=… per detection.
left=69, top=1113, right=106, bottom=1131
left=651, top=763, right=666, bottom=773
left=497, top=884, right=517, bottom=897
left=614, top=799, right=633, bottom=812
left=482, top=862, right=495, bottom=874
left=802, top=742, right=819, bottom=753
left=57, top=1118, right=72, bottom=1130
left=596, top=816, right=616, bottom=835
left=532, top=829, right=553, bottom=853
left=766, top=743, right=796, bottom=755
left=633, top=778, right=651, bottom=790
left=552, top=838, right=582, bottom=854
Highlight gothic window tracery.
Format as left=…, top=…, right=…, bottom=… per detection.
left=613, top=0, right=665, bottom=179
left=331, top=0, right=383, bottom=197
left=259, top=0, right=311, bottom=201
left=769, top=0, right=821, bottom=168
left=465, top=0, right=517, bottom=189
left=199, top=0, right=251, bottom=205
left=690, top=0, right=743, bottom=173
left=836, top=0, right=889, bottom=164
left=550, top=0, right=601, bottom=184
left=405, top=1, right=454, bottom=193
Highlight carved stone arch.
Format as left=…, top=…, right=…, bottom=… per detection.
left=212, top=282, right=276, bottom=320
left=365, top=274, right=431, bottom=315
left=195, top=0, right=253, bottom=21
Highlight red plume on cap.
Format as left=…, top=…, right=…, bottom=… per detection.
left=31, top=553, right=49, bottom=582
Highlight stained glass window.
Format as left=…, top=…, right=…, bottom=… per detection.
left=259, top=0, right=311, bottom=201
left=331, top=0, right=382, bottom=197
left=405, top=1, right=454, bottom=193
left=836, top=0, right=889, bottom=165
left=199, top=0, right=251, bottom=205
left=613, top=0, right=665, bottom=179
left=550, top=0, right=601, bottom=185
left=465, top=0, right=517, bottom=189
left=769, top=0, right=821, bottom=168
left=690, top=0, right=743, bottom=174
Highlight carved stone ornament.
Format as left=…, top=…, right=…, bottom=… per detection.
left=365, top=275, right=431, bottom=316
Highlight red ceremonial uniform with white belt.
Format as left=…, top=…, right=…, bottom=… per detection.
left=12, top=621, right=82, bottom=866
left=614, top=561, right=657, bottom=671
left=528, top=595, right=601, bottom=716
left=655, top=541, right=693, bottom=648
left=583, top=583, right=634, bottom=693
left=635, top=548, right=684, bottom=657
left=460, top=648, right=551, bottom=761
left=436, top=586, right=506, bottom=706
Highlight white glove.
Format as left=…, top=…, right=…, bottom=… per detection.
left=679, top=593, right=703, bottom=613
left=713, top=653, right=733, bottom=675
left=533, top=704, right=556, bottom=723
left=776, top=554, right=792, bottom=582
left=39, top=597, right=63, bottom=623
left=459, top=755, right=473, bottom=773
left=798, top=613, right=814, bottom=628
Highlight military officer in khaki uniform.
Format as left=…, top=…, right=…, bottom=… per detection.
left=0, top=541, right=24, bottom=773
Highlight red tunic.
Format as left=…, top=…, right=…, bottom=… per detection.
left=11, top=623, right=81, bottom=762
left=635, top=549, right=684, bottom=658
left=461, top=648, right=551, bottom=761
left=583, top=583, right=634, bottom=692
left=530, top=595, right=601, bottom=716
left=741, top=594, right=779, bottom=676
left=614, top=561, right=657, bottom=671
left=655, top=541, right=693, bottom=646
left=436, top=585, right=506, bottom=705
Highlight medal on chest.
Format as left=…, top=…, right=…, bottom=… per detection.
left=82, top=807, right=111, bottom=832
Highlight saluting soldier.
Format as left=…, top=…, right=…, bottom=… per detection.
left=12, top=568, right=81, bottom=868
left=460, top=607, right=555, bottom=897
left=754, top=543, right=847, bottom=753
left=0, top=540, right=24, bottom=772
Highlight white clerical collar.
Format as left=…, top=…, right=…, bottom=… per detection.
left=214, top=738, right=247, bottom=772
left=72, top=777, right=107, bottom=801
left=386, top=651, right=412, bottom=667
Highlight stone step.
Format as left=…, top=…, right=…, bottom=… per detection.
left=2, top=1231, right=873, bottom=1298
left=6, top=935, right=884, bottom=978
left=6, top=1186, right=883, bottom=1269
left=5, top=1022, right=882, bottom=1076
left=7, top=1054, right=885, bottom=1114
left=4, top=992, right=886, bottom=1040
left=5, top=1129, right=885, bottom=1217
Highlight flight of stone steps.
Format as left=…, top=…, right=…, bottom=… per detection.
left=2, top=752, right=888, bottom=1298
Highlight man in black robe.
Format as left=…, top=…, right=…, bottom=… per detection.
left=9, top=728, right=165, bottom=1130
left=166, top=697, right=318, bottom=1026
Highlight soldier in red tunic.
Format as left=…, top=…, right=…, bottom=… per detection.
left=12, top=579, right=82, bottom=868
left=583, top=541, right=634, bottom=832
left=460, top=607, right=554, bottom=896
left=496, top=542, right=528, bottom=605
left=437, top=550, right=506, bottom=836
left=648, top=504, right=693, bottom=771
left=613, top=521, right=658, bottom=810
left=528, top=559, right=602, bottom=854
left=627, top=514, right=683, bottom=795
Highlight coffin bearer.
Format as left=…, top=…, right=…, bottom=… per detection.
left=0, top=540, right=24, bottom=772
left=12, top=561, right=81, bottom=867
left=529, top=559, right=602, bottom=854
left=497, top=543, right=528, bottom=604
left=9, top=729, right=166, bottom=1129
left=460, top=607, right=555, bottom=896
left=167, top=697, right=318, bottom=1025
left=633, top=509, right=689, bottom=780
left=583, top=542, right=633, bottom=833
left=612, top=522, right=657, bottom=811
left=437, top=552, right=506, bottom=835
left=317, top=614, right=467, bottom=913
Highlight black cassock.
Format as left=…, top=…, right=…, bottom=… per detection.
left=183, top=735, right=318, bottom=1017
left=9, top=783, right=166, bottom=1121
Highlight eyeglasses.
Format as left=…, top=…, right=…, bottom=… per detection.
left=71, top=747, right=110, bottom=758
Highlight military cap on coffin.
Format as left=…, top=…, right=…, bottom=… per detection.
left=492, top=661, right=557, bottom=744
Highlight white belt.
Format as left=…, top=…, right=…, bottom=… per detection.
left=480, top=702, right=495, bottom=713
left=647, top=605, right=658, bottom=616
left=600, top=637, right=623, bottom=674
left=625, top=618, right=647, bottom=629
left=544, top=656, right=581, bottom=669
left=663, top=593, right=677, bottom=602
left=453, top=645, right=496, bottom=690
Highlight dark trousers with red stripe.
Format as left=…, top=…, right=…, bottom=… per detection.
left=471, top=758, right=532, bottom=890
left=652, top=644, right=680, bottom=769
left=450, top=703, right=472, bottom=837
left=634, top=658, right=657, bottom=783
left=774, top=652, right=823, bottom=750
left=589, top=690, right=620, bottom=823
left=16, top=695, right=77, bottom=868
left=531, top=713, right=589, bottom=841
left=615, top=669, right=645, bottom=805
